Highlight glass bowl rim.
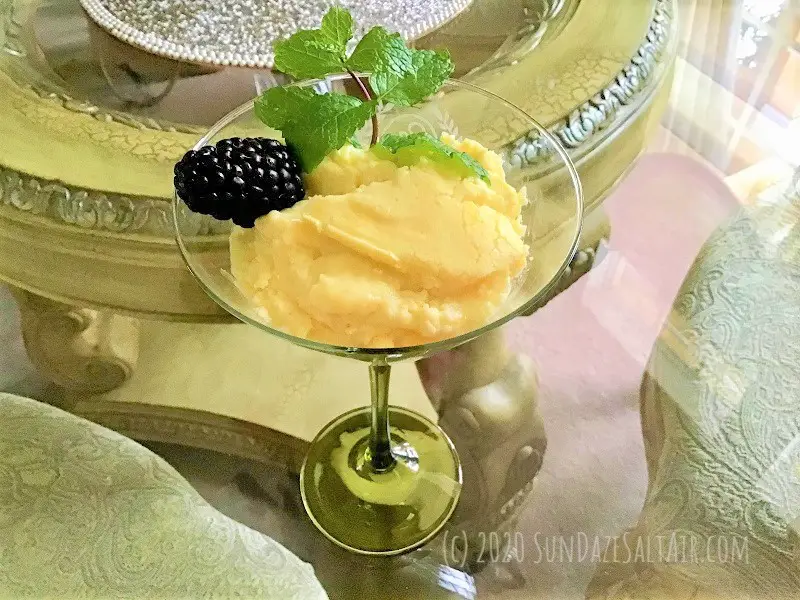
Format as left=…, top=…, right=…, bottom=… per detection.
left=172, top=74, right=584, bottom=359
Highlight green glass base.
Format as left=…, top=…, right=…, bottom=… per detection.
left=300, top=406, right=462, bottom=555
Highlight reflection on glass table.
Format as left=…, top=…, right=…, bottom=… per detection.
left=29, top=0, right=578, bottom=125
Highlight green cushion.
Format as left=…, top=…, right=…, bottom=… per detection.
left=0, top=392, right=328, bottom=599
left=587, top=198, right=800, bottom=599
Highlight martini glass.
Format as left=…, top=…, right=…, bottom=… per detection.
left=172, top=75, right=583, bottom=556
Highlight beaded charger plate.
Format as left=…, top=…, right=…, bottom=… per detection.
left=78, top=0, right=474, bottom=68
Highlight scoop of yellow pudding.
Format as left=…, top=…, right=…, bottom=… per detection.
left=230, top=135, right=527, bottom=348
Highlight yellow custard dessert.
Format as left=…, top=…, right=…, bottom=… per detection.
left=230, top=135, right=527, bottom=348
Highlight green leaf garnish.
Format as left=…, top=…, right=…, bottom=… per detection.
left=319, top=6, right=354, bottom=49
left=373, top=133, right=491, bottom=184
left=346, top=27, right=413, bottom=77
left=370, top=50, right=453, bottom=107
left=256, top=87, right=375, bottom=171
left=258, top=7, right=456, bottom=173
left=273, top=7, right=352, bottom=79
left=254, top=86, right=313, bottom=130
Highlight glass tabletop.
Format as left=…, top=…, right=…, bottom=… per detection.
left=143, top=1, right=800, bottom=599
left=24, top=0, right=577, bottom=128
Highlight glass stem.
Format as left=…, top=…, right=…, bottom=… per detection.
left=369, top=360, right=394, bottom=472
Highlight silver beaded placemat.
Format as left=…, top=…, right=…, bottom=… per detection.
left=80, top=0, right=473, bottom=68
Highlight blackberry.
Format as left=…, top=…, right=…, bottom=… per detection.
left=174, top=137, right=305, bottom=228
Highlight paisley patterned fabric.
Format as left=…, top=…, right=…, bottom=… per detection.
left=0, top=392, right=328, bottom=599
left=588, top=191, right=800, bottom=599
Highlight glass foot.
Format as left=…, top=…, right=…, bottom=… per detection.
left=300, top=406, right=462, bottom=555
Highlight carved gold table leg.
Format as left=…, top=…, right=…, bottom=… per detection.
left=417, top=219, right=609, bottom=575
left=418, top=327, right=545, bottom=575
left=10, top=288, right=139, bottom=395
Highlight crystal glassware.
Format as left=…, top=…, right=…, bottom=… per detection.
left=172, top=75, right=583, bottom=555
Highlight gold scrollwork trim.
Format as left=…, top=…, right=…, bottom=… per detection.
left=0, top=0, right=23, bottom=56
left=0, top=166, right=229, bottom=235
left=0, top=166, right=170, bottom=234
left=508, top=0, right=675, bottom=167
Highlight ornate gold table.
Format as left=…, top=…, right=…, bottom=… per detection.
left=0, top=0, right=676, bottom=582
left=0, top=0, right=677, bottom=597
left=0, top=0, right=676, bottom=402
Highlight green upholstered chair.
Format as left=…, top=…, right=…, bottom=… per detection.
left=0, top=392, right=328, bottom=599
left=587, top=187, right=800, bottom=599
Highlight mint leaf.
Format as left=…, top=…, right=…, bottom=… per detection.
left=371, top=50, right=454, bottom=106
left=319, top=6, right=353, bottom=50
left=256, top=86, right=376, bottom=171
left=273, top=8, right=353, bottom=79
left=374, top=132, right=490, bottom=184
left=254, top=86, right=318, bottom=130
left=347, top=26, right=413, bottom=77
left=284, top=97, right=375, bottom=171
left=274, top=31, right=344, bottom=79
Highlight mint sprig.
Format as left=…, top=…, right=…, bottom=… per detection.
left=257, top=7, right=464, bottom=174
left=256, top=87, right=375, bottom=172
left=373, top=133, right=491, bottom=184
